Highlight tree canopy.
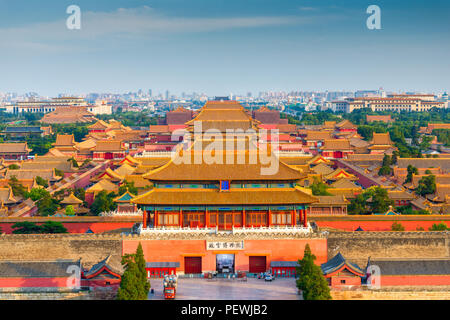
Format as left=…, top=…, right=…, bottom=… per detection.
left=90, top=190, right=117, bottom=215
left=116, top=242, right=150, bottom=300
left=295, top=244, right=331, bottom=300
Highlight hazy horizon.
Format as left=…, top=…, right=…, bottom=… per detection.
left=1, top=0, right=449, bottom=96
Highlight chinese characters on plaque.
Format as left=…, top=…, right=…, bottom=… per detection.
left=206, top=241, right=244, bottom=250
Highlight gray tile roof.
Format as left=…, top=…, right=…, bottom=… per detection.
left=4, top=127, right=43, bottom=133
left=146, top=262, right=180, bottom=268
left=84, top=255, right=123, bottom=278
left=0, top=260, right=80, bottom=278
left=366, top=259, right=450, bottom=275
left=321, top=252, right=364, bottom=276
left=270, top=261, right=299, bottom=268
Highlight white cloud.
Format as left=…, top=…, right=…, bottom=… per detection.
left=0, top=6, right=317, bottom=51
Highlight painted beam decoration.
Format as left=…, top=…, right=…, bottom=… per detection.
left=206, top=241, right=244, bottom=250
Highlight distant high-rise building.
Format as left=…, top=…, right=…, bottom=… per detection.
left=148, top=89, right=152, bottom=97
left=165, top=90, right=169, bottom=100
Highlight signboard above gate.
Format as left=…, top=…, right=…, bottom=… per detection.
left=206, top=241, right=244, bottom=250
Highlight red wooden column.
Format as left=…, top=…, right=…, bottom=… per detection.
left=299, top=209, right=303, bottom=226
left=303, top=209, right=307, bottom=227
left=154, top=209, right=158, bottom=228
left=179, top=208, right=183, bottom=227
left=143, top=210, right=147, bottom=228
left=291, top=209, right=295, bottom=226
left=268, top=208, right=272, bottom=227
left=232, top=212, right=235, bottom=229
left=242, top=208, right=246, bottom=227
left=206, top=208, right=209, bottom=228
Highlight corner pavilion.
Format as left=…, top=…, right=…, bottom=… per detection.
left=123, top=101, right=327, bottom=276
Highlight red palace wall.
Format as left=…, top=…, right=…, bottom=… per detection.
left=380, top=275, right=450, bottom=286
left=0, top=221, right=138, bottom=234
left=0, top=278, right=70, bottom=288
left=314, top=219, right=450, bottom=231
left=330, top=276, right=361, bottom=288
left=122, top=238, right=328, bottom=274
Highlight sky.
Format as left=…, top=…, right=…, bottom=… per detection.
left=0, top=0, right=449, bottom=96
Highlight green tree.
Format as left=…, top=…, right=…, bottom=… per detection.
left=295, top=244, right=331, bottom=300
left=391, top=222, right=405, bottom=231
left=368, top=187, right=394, bottom=214
left=8, top=176, right=28, bottom=198
left=26, top=187, right=50, bottom=201
left=378, top=165, right=392, bottom=176
left=40, top=221, right=68, bottom=233
left=8, top=164, right=19, bottom=170
left=90, top=190, right=117, bottom=215
left=116, top=243, right=150, bottom=300
left=118, top=180, right=138, bottom=196
left=429, top=222, right=449, bottom=231
left=135, top=243, right=150, bottom=297
left=404, top=165, right=418, bottom=185
left=65, top=205, right=75, bottom=216
left=11, top=221, right=42, bottom=234
left=35, top=176, right=49, bottom=188
left=67, top=157, right=79, bottom=168
left=391, top=151, right=398, bottom=165
left=415, top=175, right=436, bottom=196
left=347, top=194, right=368, bottom=215
left=309, top=179, right=331, bottom=196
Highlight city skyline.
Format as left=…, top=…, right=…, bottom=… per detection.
left=1, top=0, right=450, bottom=95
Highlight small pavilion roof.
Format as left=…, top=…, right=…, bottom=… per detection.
left=88, top=120, right=110, bottom=130
left=336, top=120, right=357, bottom=130
left=0, top=142, right=31, bottom=154
left=114, top=163, right=136, bottom=177
left=120, top=155, right=142, bottom=166
left=311, top=163, right=334, bottom=175
left=86, top=179, right=118, bottom=193
left=324, top=168, right=357, bottom=181
left=84, top=255, right=123, bottom=279
left=320, top=139, right=352, bottom=151
left=306, top=131, right=332, bottom=141
left=0, top=187, right=18, bottom=204
left=60, top=192, right=83, bottom=205
left=330, top=178, right=360, bottom=189
left=321, top=252, right=364, bottom=276
left=54, top=134, right=75, bottom=146
left=113, top=190, right=136, bottom=203
left=370, top=133, right=394, bottom=146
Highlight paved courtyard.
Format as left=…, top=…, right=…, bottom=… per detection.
left=147, top=277, right=301, bottom=300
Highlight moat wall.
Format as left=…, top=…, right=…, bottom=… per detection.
left=0, top=231, right=448, bottom=270
left=0, top=234, right=123, bottom=268
left=327, top=231, right=450, bottom=266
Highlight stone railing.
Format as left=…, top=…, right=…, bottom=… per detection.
left=100, top=209, right=143, bottom=217
left=138, top=225, right=216, bottom=235
left=137, top=224, right=314, bottom=236
left=134, top=151, right=175, bottom=158
left=231, top=224, right=312, bottom=235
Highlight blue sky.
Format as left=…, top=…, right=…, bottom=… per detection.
left=0, top=0, right=449, bottom=96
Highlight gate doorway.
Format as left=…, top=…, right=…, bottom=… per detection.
left=216, top=254, right=235, bottom=274
left=184, top=257, right=202, bottom=274
left=249, top=256, right=267, bottom=273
